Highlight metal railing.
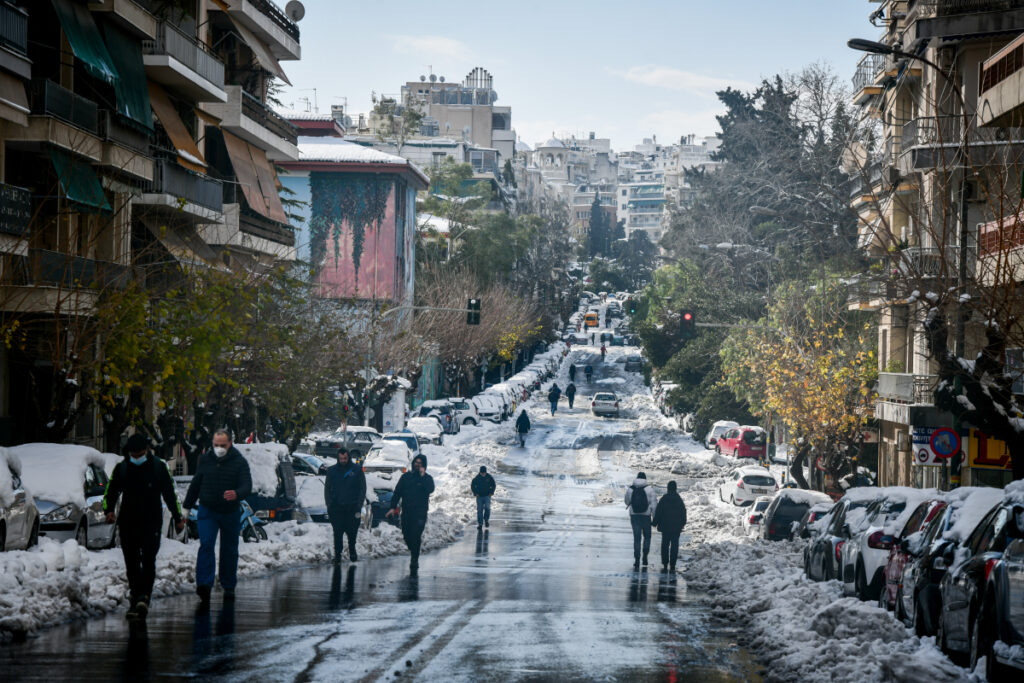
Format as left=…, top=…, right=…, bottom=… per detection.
left=896, top=245, right=960, bottom=277
left=143, top=21, right=225, bottom=90
left=30, top=79, right=98, bottom=133
left=247, top=0, right=300, bottom=41
left=98, top=111, right=151, bottom=154
left=877, top=372, right=940, bottom=404
left=146, top=160, right=223, bottom=211
left=241, top=89, right=297, bottom=144
left=853, top=53, right=886, bottom=92
left=911, top=0, right=1019, bottom=16
left=0, top=2, right=28, bottom=56
left=28, top=248, right=129, bottom=290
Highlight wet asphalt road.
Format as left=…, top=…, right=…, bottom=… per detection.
left=0, top=351, right=760, bottom=682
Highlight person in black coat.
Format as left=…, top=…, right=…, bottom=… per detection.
left=547, top=384, right=561, bottom=416
left=471, top=466, right=496, bottom=529
left=515, top=410, right=531, bottom=447
left=324, top=448, right=367, bottom=563
left=565, top=382, right=577, bottom=409
left=183, top=429, right=252, bottom=603
left=651, top=480, right=687, bottom=573
left=386, top=453, right=434, bottom=574
left=103, top=433, right=183, bottom=618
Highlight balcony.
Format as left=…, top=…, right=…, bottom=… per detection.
left=898, top=115, right=1024, bottom=170
left=199, top=201, right=296, bottom=261
left=97, top=111, right=154, bottom=181
left=846, top=277, right=893, bottom=311
left=28, top=248, right=129, bottom=290
left=0, top=182, right=31, bottom=237
left=142, top=21, right=226, bottom=103
left=87, top=0, right=157, bottom=40
left=878, top=372, right=940, bottom=404
left=137, top=159, right=223, bottom=222
left=977, top=213, right=1024, bottom=284
left=215, top=0, right=300, bottom=61
left=978, top=32, right=1024, bottom=127
left=11, top=80, right=102, bottom=160
left=0, top=2, right=29, bottom=80
left=30, top=80, right=97, bottom=133
left=853, top=53, right=886, bottom=105
left=200, top=86, right=298, bottom=161
left=905, top=1, right=1024, bottom=49
left=894, top=245, right=960, bottom=278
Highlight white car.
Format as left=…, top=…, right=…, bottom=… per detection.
left=705, top=420, right=740, bottom=449
left=471, top=395, right=503, bottom=423
left=406, top=416, right=444, bottom=445
left=0, top=447, right=40, bottom=551
left=382, top=431, right=421, bottom=457
left=743, top=496, right=773, bottom=535
left=719, top=466, right=778, bottom=506
left=591, top=391, right=620, bottom=417
left=448, top=397, right=480, bottom=426
left=362, top=441, right=413, bottom=480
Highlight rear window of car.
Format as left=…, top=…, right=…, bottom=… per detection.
left=742, top=430, right=766, bottom=445
left=754, top=500, right=770, bottom=512
left=595, top=393, right=616, bottom=401
left=742, top=475, right=775, bottom=487
left=773, top=500, right=810, bottom=523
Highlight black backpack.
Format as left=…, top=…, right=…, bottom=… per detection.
left=630, top=485, right=649, bottom=513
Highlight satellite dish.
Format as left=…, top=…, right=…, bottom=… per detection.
left=285, top=0, right=305, bottom=21
left=429, top=74, right=437, bottom=83
left=439, top=76, right=445, bottom=83
left=419, top=75, right=426, bottom=82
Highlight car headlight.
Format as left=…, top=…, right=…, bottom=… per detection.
left=42, top=504, right=74, bottom=523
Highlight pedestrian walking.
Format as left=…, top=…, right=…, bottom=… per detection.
left=325, top=448, right=367, bottom=563
left=386, top=454, right=435, bottom=575
left=103, top=434, right=184, bottom=619
left=183, top=429, right=252, bottom=604
left=600, top=345, right=607, bottom=360
left=565, top=382, right=577, bottom=409
left=584, top=364, right=594, bottom=383
left=548, top=384, right=561, bottom=416
left=569, top=364, right=576, bottom=382
left=591, top=332, right=595, bottom=344
left=515, top=409, right=531, bottom=447
left=471, top=466, right=496, bottom=530
left=624, top=472, right=657, bottom=569
left=651, top=480, right=687, bottom=573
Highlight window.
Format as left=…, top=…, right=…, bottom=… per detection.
left=1007, top=348, right=1023, bottom=395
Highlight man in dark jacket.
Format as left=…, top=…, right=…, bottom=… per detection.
left=569, top=364, right=576, bottom=382
left=547, top=384, right=561, bottom=416
left=324, top=448, right=367, bottom=563
left=471, top=466, right=496, bottom=530
left=515, top=410, right=531, bottom=447
left=565, top=382, right=577, bottom=409
left=386, top=453, right=434, bottom=575
left=651, top=480, right=687, bottom=573
left=183, top=429, right=252, bottom=603
left=103, top=433, right=184, bottom=618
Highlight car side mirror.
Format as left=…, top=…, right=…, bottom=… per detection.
left=932, top=556, right=947, bottom=571
left=842, top=523, right=851, bottom=537
left=708, top=437, right=717, bottom=445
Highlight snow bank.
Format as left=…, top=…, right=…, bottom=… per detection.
left=0, top=447, right=23, bottom=507
left=235, top=443, right=287, bottom=496
left=296, top=476, right=325, bottom=509
left=11, top=444, right=106, bottom=507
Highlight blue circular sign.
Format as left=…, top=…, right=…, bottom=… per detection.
left=930, top=428, right=960, bottom=458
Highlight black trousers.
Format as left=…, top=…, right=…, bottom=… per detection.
left=401, top=514, right=427, bottom=561
left=630, top=515, right=652, bottom=560
left=120, top=524, right=161, bottom=602
left=660, top=532, right=681, bottom=568
left=329, top=505, right=360, bottom=560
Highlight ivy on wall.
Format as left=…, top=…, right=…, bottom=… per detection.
left=309, top=172, right=393, bottom=288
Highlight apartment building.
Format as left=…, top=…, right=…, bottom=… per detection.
left=849, top=0, right=1024, bottom=488
left=618, top=169, right=666, bottom=242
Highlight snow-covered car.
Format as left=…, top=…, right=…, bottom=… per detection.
left=705, top=420, right=740, bottom=449
left=291, top=453, right=329, bottom=476
left=294, top=475, right=328, bottom=523
left=314, top=426, right=381, bottom=463
left=13, top=443, right=116, bottom=549
left=236, top=443, right=297, bottom=522
left=382, top=431, right=421, bottom=457
left=364, top=472, right=399, bottom=529
left=417, top=400, right=461, bottom=434
left=471, top=395, right=502, bottom=423
left=743, top=496, right=772, bottom=535
left=718, top=466, right=778, bottom=506
left=715, top=426, right=767, bottom=459
left=362, top=441, right=413, bottom=479
left=591, top=392, right=620, bottom=417
left=804, top=488, right=883, bottom=582
left=0, top=447, right=39, bottom=551
left=623, top=355, right=644, bottom=372
left=407, top=416, right=444, bottom=445
left=760, top=488, right=832, bottom=541
left=794, top=501, right=835, bottom=539
left=878, top=497, right=947, bottom=611
left=448, top=397, right=479, bottom=426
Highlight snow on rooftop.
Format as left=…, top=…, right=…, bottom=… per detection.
left=12, top=443, right=106, bottom=507
left=298, top=140, right=416, bottom=165
left=276, top=108, right=334, bottom=122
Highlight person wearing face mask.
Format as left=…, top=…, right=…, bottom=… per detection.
left=385, top=453, right=434, bottom=575
left=103, top=433, right=184, bottom=619
left=183, top=429, right=252, bottom=604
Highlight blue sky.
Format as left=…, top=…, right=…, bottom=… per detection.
left=278, top=0, right=870, bottom=150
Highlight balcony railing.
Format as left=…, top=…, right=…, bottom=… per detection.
left=29, top=79, right=98, bottom=133
left=877, top=372, right=939, bottom=404
left=240, top=89, right=297, bottom=145
left=146, top=159, right=223, bottom=211
left=853, top=53, right=886, bottom=92
left=28, top=248, right=129, bottom=290
left=0, top=182, right=31, bottom=236
left=143, top=21, right=225, bottom=89
left=981, top=33, right=1024, bottom=95
left=98, top=111, right=151, bottom=154
left=911, top=0, right=1019, bottom=16
left=0, top=2, right=28, bottom=56
left=248, top=0, right=300, bottom=41
left=895, top=245, right=960, bottom=277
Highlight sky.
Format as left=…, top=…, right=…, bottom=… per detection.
left=277, top=0, right=870, bottom=151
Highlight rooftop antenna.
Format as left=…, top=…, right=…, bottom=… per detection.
left=298, top=87, right=318, bottom=112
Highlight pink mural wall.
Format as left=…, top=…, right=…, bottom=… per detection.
left=316, top=191, right=401, bottom=301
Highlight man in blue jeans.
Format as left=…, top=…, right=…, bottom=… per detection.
left=183, top=429, right=252, bottom=604
left=471, top=466, right=496, bottom=530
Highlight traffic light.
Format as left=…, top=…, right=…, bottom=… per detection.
left=467, top=298, right=481, bottom=325
left=627, top=298, right=638, bottom=315
left=680, top=310, right=696, bottom=339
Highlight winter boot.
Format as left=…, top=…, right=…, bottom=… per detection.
left=223, top=588, right=236, bottom=601
left=134, top=597, right=149, bottom=618
left=484, top=520, right=489, bottom=528
left=126, top=597, right=140, bottom=619
left=633, top=558, right=640, bottom=570
left=196, top=585, right=211, bottom=604
left=642, top=554, right=648, bottom=567
left=349, top=549, right=358, bottom=562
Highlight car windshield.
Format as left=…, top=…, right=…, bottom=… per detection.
left=742, top=475, right=775, bottom=487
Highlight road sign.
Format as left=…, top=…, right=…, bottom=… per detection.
left=929, top=428, right=960, bottom=459
left=911, top=426, right=943, bottom=466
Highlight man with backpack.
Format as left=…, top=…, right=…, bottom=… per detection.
left=652, top=480, right=687, bottom=573
left=471, top=466, right=496, bottom=530
left=565, top=382, right=577, bottom=409
left=547, top=384, right=561, bottom=416
left=624, top=472, right=657, bottom=570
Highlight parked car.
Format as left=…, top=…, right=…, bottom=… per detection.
left=715, top=426, right=767, bottom=459
left=878, top=497, right=948, bottom=611
left=705, top=420, right=740, bottom=449
left=382, top=430, right=421, bottom=458
left=795, top=501, right=835, bottom=540
left=623, top=355, right=644, bottom=372
left=760, top=488, right=832, bottom=541
left=407, top=417, right=444, bottom=445
left=743, top=496, right=773, bottom=535
left=295, top=476, right=329, bottom=523
left=314, top=426, right=381, bottom=463
left=804, top=489, right=883, bottom=582
left=13, top=443, right=116, bottom=549
left=719, top=466, right=778, bottom=506
left=291, top=453, right=329, bottom=476
left=591, top=391, right=620, bottom=417
left=417, top=400, right=461, bottom=434
left=0, top=447, right=39, bottom=551
left=448, top=397, right=480, bottom=426
left=362, top=442, right=413, bottom=480
left=472, top=395, right=503, bottom=423
left=236, top=443, right=297, bottom=523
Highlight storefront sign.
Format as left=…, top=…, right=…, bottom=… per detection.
left=967, top=429, right=1011, bottom=470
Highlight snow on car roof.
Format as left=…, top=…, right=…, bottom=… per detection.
left=879, top=487, right=942, bottom=535
left=735, top=465, right=773, bottom=475
left=338, top=425, right=380, bottom=434
left=0, top=447, right=23, bottom=507
left=945, top=486, right=1006, bottom=542
left=407, top=417, right=442, bottom=431
left=12, top=443, right=106, bottom=507
left=296, top=475, right=326, bottom=510
left=234, top=443, right=288, bottom=497
left=776, top=489, right=832, bottom=506
left=366, top=442, right=412, bottom=464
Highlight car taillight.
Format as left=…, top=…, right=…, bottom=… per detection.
left=591, top=401, right=596, bottom=407
left=748, top=515, right=757, bottom=524
left=836, top=540, right=845, bottom=562
left=269, top=509, right=276, bottom=519
left=737, top=480, right=744, bottom=489
left=984, top=558, right=1000, bottom=583
left=402, top=467, right=407, bottom=473
left=868, top=531, right=892, bottom=550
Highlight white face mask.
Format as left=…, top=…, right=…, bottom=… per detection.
left=213, top=446, right=228, bottom=458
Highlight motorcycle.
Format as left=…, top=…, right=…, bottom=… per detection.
left=183, top=499, right=269, bottom=543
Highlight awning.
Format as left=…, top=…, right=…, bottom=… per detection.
left=49, top=149, right=112, bottom=212
left=51, top=0, right=118, bottom=85
left=221, top=130, right=288, bottom=223
left=223, top=14, right=291, bottom=85
left=0, top=71, right=29, bottom=127
left=139, top=216, right=225, bottom=270
left=101, top=23, right=152, bottom=131
left=148, top=81, right=207, bottom=172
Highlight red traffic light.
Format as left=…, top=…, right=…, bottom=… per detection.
left=683, top=312, right=693, bottom=321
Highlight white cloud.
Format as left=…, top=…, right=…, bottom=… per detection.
left=389, top=35, right=472, bottom=63
left=612, top=65, right=753, bottom=96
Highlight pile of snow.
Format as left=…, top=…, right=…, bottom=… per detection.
left=0, top=447, right=23, bottom=507
left=296, top=475, right=326, bottom=509
left=235, top=442, right=287, bottom=496
left=11, top=444, right=106, bottom=507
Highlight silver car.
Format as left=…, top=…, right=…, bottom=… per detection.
left=591, top=392, right=620, bottom=417
left=1, top=449, right=40, bottom=551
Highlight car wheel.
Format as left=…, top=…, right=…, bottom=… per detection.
left=75, top=522, right=88, bottom=548
left=464, top=418, right=476, bottom=426
left=855, top=563, right=868, bottom=600
left=821, top=555, right=832, bottom=581
left=970, top=600, right=996, bottom=674
left=729, top=494, right=736, bottom=506
left=917, top=585, right=939, bottom=637
left=27, top=519, right=39, bottom=548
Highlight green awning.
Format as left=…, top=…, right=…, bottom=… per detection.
left=101, top=23, right=152, bottom=131
left=51, top=0, right=119, bottom=85
left=49, top=149, right=112, bottom=213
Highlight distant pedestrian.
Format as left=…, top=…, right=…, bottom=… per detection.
left=548, top=384, right=561, bottom=416
left=584, top=364, right=594, bottom=383
left=386, top=454, right=435, bottom=575
left=600, top=345, right=607, bottom=360
left=183, top=429, right=253, bottom=604
left=515, top=410, right=531, bottom=447
left=471, top=466, right=496, bottom=530
left=652, top=480, right=687, bottom=573
left=624, top=472, right=657, bottom=570
left=565, top=383, right=577, bottom=409
left=569, top=364, right=577, bottom=382
left=325, top=448, right=367, bottom=563
left=103, top=433, right=184, bottom=619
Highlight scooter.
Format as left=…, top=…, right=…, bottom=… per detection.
left=184, top=499, right=268, bottom=543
